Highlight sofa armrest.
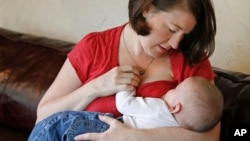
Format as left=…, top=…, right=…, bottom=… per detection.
left=0, top=28, right=74, bottom=132
left=213, top=67, right=250, bottom=141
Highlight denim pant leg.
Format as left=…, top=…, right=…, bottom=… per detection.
left=28, top=111, right=111, bottom=141
left=66, top=111, right=111, bottom=141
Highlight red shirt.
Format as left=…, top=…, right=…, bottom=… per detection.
left=68, top=24, right=215, bottom=117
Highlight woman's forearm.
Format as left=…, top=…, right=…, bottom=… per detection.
left=129, top=122, right=220, bottom=141
left=36, top=82, right=98, bottom=123
left=36, top=59, right=100, bottom=123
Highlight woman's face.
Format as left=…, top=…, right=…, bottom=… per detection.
left=138, top=8, right=196, bottom=57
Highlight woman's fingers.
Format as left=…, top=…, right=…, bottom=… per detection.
left=90, top=65, right=141, bottom=97
left=117, top=73, right=140, bottom=85
left=74, top=115, right=114, bottom=141
left=98, top=114, right=117, bottom=125
left=118, top=65, right=141, bottom=76
left=117, top=65, right=141, bottom=85
left=74, top=132, right=100, bottom=141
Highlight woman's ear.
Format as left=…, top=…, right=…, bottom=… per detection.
left=142, top=5, right=155, bottom=18
left=169, top=103, right=182, bottom=114
left=142, top=10, right=148, bottom=19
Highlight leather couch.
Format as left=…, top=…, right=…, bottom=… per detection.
left=0, top=28, right=249, bottom=141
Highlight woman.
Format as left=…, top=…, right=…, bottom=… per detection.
left=36, top=0, right=220, bottom=140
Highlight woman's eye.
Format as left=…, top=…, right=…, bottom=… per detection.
left=168, top=28, right=176, bottom=33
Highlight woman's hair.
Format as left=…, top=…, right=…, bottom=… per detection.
left=128, top=0, right=216, bottom=65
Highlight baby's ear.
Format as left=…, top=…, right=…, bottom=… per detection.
left=169, top=103, right=182, bottom=114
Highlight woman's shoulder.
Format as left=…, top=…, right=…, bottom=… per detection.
left=82, top=23, right=126, bottom=44
left=70, top=24, right=126, bottom=55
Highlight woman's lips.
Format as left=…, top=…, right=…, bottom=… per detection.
left=157, top=45, right=169, bottom=53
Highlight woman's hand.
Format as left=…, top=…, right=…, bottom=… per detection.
left=74, top=116, right=221, bottom=141
left=90, top=65, right=141, bottom=98
left=74, top=115, right=133, bottom=141
left=36, top=62, right=140, bottom=123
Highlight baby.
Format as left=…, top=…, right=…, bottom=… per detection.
left=116, top=76, right=224, bottom=132
left=28, top=76, right=224, bottom=141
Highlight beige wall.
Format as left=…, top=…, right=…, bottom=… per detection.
left=0, top=0, right=249, bottom=74
left=211, top=0, right=250, bottom=74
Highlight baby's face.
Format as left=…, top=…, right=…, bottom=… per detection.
left=163, top=80, right=191, bottom=105
left=163, top=87, right=179, bottom=106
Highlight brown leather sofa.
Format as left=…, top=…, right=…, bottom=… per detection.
left=0, top=28, right=249, bottom=141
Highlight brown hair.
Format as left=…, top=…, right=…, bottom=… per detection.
left=128, top=0, right=216, bottom=65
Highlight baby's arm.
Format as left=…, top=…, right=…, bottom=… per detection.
left=116, top=91, right=166, bottom=118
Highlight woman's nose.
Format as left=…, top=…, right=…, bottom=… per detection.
left=168, top=34, right=183, bottom=49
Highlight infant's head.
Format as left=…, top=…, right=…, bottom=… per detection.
left=162, top=76, right=224, bottom=132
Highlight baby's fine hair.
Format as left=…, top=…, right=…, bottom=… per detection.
left=179, top=77, right=224, bottom=132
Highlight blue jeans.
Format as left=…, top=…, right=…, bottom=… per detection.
left=28, top=111, right=112, bottom=141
